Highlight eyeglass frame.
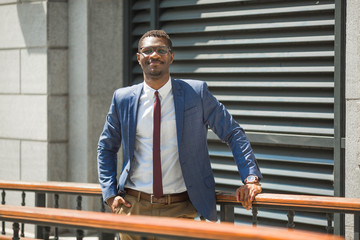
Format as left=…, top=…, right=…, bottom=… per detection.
left=138, top=46, right=172, bottom=56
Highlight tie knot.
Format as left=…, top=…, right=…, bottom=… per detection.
left=154, top=91, right=159, bottom=98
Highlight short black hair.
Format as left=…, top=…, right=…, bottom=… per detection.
left=138, top=29, right=173, bottom=52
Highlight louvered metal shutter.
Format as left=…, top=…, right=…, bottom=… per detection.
left=124, top=0, right=345, bottom=232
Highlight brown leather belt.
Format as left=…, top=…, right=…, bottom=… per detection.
left=125, top=188, right=189, bottom=205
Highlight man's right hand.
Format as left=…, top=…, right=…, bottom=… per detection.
left=106, top=195, right=132, bottom=213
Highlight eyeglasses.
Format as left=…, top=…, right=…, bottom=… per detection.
left=139, top=46, right=171, bottom=56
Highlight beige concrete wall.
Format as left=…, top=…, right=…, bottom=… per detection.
left=0, top=0, right=123, bottom=214
left=0, top=0, right=68, bottom=189
left=345, top=0, right=360, bottom=239
left=0, top=1, right=68, bottom=234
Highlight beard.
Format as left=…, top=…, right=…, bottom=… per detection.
left=149, top=69, right=162, bottom=76
left=145, top=61, right=164, bottom=77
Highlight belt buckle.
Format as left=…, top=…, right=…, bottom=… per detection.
left=150, top=194, right=162, bottom=204
left=150, top=194, right=170, bottom=204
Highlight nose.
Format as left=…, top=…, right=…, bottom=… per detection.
left=149, top=51, right=160, bottom=58
left=149, top=51, right=161, bottom=57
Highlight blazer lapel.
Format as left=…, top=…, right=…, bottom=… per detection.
left=128, top=83, right=143, bottom=160
left=172, top=79, right=184, bottom=151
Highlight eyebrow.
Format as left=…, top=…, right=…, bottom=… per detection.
left=140, top=46, right=168, bottom=49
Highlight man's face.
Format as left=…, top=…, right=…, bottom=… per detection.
left=137, top=36, right=174, bottom=79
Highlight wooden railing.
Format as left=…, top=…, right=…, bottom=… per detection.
left=0, top=204, right=344, bottom=240
left=218, top=192, right=360, bottom=225
left=1, top=180, right=359, bottom=239
left=0, top=181, right=104, bottom=239
left=218, top=192, right=360, bottom=240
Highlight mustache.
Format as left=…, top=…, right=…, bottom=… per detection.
left=147, top=60, right=163, bottom=64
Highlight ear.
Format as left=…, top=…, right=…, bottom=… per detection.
left=170, top=52, right=174, bottom=64
left=136, top=53, right=141, bottom=64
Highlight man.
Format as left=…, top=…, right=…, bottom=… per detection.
left=97, top=30, right=262, bottom=238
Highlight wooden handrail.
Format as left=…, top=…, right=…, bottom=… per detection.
left=1, top=180, right=360, bottom=212
left=0, top=180, right=101, bottom=195
left=217, top=192, right=360, bottom=212
left=0, top=236, right=39, bottom=240
left=0, top=205, right=343, bottom=240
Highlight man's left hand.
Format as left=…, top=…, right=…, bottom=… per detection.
left=235, top=183, right=262, bottom=210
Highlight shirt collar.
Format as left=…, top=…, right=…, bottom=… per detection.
left=143, top=77, right=172, bottom=99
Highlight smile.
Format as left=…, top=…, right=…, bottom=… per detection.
left=148, top=60, right=163, bottom=65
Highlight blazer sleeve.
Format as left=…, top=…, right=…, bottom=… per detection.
left=97, top=91, right=122, bottom=201
left=201, top=82, right=263, bottom=182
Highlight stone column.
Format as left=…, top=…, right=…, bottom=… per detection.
left=68, top=0, right=123, bottom=210
left=345, top=0, right=360, bottom=239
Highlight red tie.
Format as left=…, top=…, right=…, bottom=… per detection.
left=153, top=91, right=163, bottom=198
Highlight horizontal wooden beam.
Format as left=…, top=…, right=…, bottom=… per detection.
left=1, top=180, right=360, bottom=212
left=0, top=205, right=343, bottom=240
left=0, top=181, right=101, bottom=195
left=217, top=192, right=360, bottom=212
left=0, top=235, right=40, bottom=240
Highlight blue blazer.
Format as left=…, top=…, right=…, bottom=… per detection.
left=97, top=78, right=262, bottom=221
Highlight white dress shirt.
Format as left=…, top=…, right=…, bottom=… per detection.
left=124, top=78, right=187, bottom=194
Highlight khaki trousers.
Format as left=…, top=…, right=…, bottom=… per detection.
left=115, top=193, right=197, bottom=240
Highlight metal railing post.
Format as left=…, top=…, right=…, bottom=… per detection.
left=12, top=222, right=19, bottom=240
left=220, top=204, right=234, bottom=223
left=1, top=190, right=5, bottom=235
left=35, top=192, right=46, bottom=239
left=355, top=213, right=359, bottom=240
left=287, top=210, right=295, bottom=229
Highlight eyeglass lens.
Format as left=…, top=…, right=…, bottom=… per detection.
left=140, top=47, right=170, bottom=56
